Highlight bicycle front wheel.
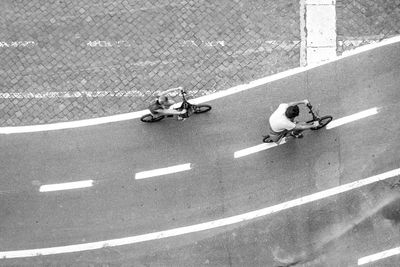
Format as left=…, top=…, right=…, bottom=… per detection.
left=140, top=114, right=165, bottom=123
left=193, top=104, right=212, bottom=114
left=311, top=116, right=333, bottom=130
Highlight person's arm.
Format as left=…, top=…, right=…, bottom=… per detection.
left=158, top=87, right=183, bottom=97
left=287, top=99, right=309, bottom=107
left=293, top=121, right=319, bottom=130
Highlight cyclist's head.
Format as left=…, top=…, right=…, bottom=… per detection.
left=285, top=105, right=299, bottom=119
left=158, top=95, right=168, bottom=104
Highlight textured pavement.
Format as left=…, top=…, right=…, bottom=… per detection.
left=0, top=0, right=399, bottom=126
left=0, top=0, right=300, bottom=126
left=337, top=0, right=400, bottom=53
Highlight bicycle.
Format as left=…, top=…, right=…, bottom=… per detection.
left=262, top=102, right=333, bottom=143
left=140, top=89, right=212, bottom=123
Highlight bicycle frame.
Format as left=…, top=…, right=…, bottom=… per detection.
left=306, top=103, right=319, bottom=122
left=176, top=90, right=196, bottom=118
left=140, top=89, right=212, bottom=123
left=263, top=102, right=332, bottom=142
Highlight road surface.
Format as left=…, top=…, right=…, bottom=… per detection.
left=0, top=42, right=399, bottom=266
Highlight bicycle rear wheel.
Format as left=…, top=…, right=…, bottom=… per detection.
left=193, top=104, right=212, bottom=114
left=140, top=114, right=165, bottom=123
left=311, top=116, right=333, bottom=130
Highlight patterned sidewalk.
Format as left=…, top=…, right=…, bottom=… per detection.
left=337, top=0, right=400, bottom=53
left=0, top=0, right=399, bottom=126
left=0, top=0, right=300, bottom=126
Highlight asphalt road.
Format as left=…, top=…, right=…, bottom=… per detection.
left=0, top=42, right=399, bottom=266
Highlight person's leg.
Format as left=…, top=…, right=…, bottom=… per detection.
left=268, top=131, right=288, bottom=144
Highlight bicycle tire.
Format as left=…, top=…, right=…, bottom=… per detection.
left=193, top=104, right=212, bottom=114
left=311, top=115, right=333, bottom=130
left=140, top=114, right=165, bottom=123
left=262, top=135, right=274, bottom=143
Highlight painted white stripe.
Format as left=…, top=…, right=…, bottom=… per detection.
left=0, top=168, right=398, bottom=259
left=0, top=110, right=149, bottom=134
left=0, top=41, right=36, bottom=48
left=1, top=35, right=399, bottom=135
left=0, top=90, right=151, bottom=99
left=326, top=107, right=378, bottom=129
left=358, top=246, right=400, bottom=265
left=39, top=180, right=94, bottom=192
left=135, top=163, right=191, bottom=179
left=234, top=138, right=287, bottom=158
left=234, top=107, right=379, bottom=158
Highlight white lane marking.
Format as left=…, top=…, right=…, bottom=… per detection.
left=326, top=107, right=379, bottom=129
left=1, top=35, right=399, bottom=135
left=0, top=90, right=151, bottom=99
left=234, top=138, right=287, bottom=158
left=0, top=41, right=36, bottom=48
left=39, top=180, right=94, bottom=192
left=1, top=168, right=399, bottom=259
left=135, top=163, right=191, bottom=180
left=234, top=107, right=379, bottom=158
left=0, top=110, right=149, bottom=134
left=358, top=246, right=400, bottom=265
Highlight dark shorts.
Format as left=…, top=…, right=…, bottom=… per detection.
left=268, top=123, right=290, bottom=143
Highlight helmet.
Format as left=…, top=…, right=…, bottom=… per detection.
left=285, top=105, right=299, bottom=119
left=158, top=95, right=168, bottom=104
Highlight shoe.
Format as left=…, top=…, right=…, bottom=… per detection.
left=177, top=116, right=186, bottom=121
left=290, top=133, right=304, bottom=138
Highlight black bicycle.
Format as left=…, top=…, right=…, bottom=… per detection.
left=262, top=102, right=333, bottom=143
left=140, top=89, right=212, bottom=123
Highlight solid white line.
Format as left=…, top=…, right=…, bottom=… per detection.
left=0, top=110, right=149, bottom=134
left=1, top=35, right=399, bottom=135
left=234, top=139, right=286, bottom=158
left=326, top=107, right=379, bottom=129
left=1, top=167, right=399, bottom=259
left=135, top=163, right=191, bottom=179
left=39, top=180, right=94, bottom=192
left=358, top=246, right=400, bottom=265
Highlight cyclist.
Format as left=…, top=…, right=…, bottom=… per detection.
left=268, top=99, right=319, bottom=143
left=148, top=87, right=187, bottom=120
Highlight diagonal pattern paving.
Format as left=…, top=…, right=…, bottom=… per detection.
left=0, top=0, right=299, bottom=126
left=337, top=0, right=400, bottom=53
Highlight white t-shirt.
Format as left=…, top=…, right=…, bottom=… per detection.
left=269, top=103, right=296, bottom=132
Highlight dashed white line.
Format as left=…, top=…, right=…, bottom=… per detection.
left=0, top=41, right=36, bottom=48
left=0, top=90, right=151, bottom=99
left=326, top=107, right=379, bottom=129
left=234, top=139, right=287, bottom=158
left=358, top=246, right=400, bottom=265
left=1, top=167, right=399, bottom=259
left=39, top=180, right=94, bottom=192
left=135, top=163, right=191, bottom=180
left=234, top=107, right=379, bottom=158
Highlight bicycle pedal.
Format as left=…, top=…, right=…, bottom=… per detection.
left=290, top=133, right=304, bottom=138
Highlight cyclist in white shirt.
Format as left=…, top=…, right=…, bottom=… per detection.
left=148, top=87, right=187, bottom=120
left=268, top=99, right=319, bottom=143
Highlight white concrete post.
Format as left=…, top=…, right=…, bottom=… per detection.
left=300, top=0, right=337, bottom=66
